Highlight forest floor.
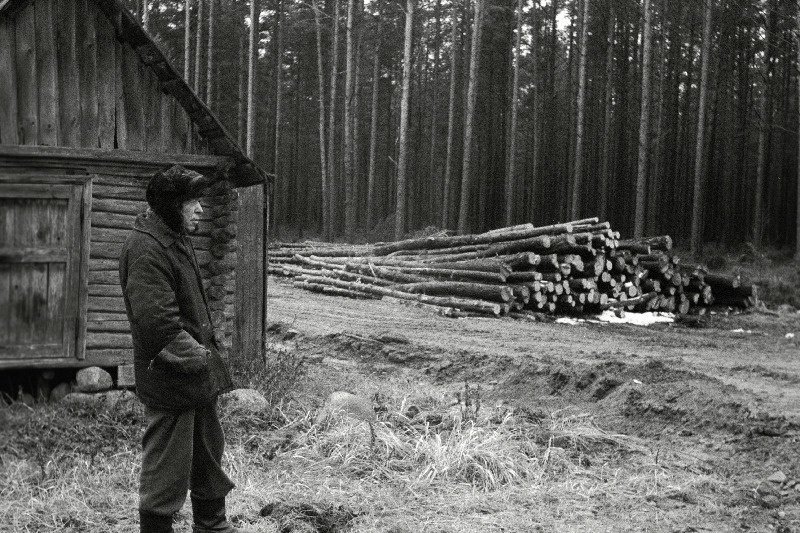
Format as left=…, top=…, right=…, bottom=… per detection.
left=2, top=274, right=800, bottom=532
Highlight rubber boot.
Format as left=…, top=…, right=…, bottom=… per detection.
left=139, top=509, right=174, bottom=533
left=191, top=496, right=238, bottom=533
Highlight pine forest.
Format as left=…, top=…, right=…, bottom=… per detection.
left=129, top=0, right=800, bottom=255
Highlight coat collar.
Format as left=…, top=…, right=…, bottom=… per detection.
left=134, top=209, right=182, bottom=248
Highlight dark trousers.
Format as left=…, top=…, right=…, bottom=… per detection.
left=139, top=400, right=235, bottom=516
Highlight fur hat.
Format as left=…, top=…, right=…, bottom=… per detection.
left=146, top=165, right=212, bottom=233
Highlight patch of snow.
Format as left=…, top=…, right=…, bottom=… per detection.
left=731, top=328, right=753, bottom=334
left=786, top=333, right=796, bottom=340
left=555, top=317, right=582, bottom=325
left=594, top=310, right=675, bottom=326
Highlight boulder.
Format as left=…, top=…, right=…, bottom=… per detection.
left=50, top=382, right=72, bottom=403
left=221, top=388, right=269, bottom=415
left=75, top=367, right=113, bottom=393
left=314, top=391, right=375, bottom=426
left=62, top=392, right=104, bottom=408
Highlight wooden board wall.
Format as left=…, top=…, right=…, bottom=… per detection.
left=0, top=0, right=206, bottom=154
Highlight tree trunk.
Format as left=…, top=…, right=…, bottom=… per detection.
left=428, top=0, right=443, bottom=222
left=274, top=0, right=284, bottom=223
left=570, top=0, right=590, bottom=220
left=457, top=0, right=484, bottom=234
left=505, top=0, right=524, bottom=226
left=441, top=2, right=460, bottom=230
left=796, top=4, right=800, bottom=260
left=237, top=31, right=247, bottom=150
left=194, top=0, right=204, bottom=96
left=246, top=0, right=258, bottom=158
left=395, top=0, right=414, bottom=240
left=690, top=0, right=712, bottom=253
left=753, top=0, right=774, bottom=248
left=527, top=2, right=540, bottom=224
left=205, top=0, right=215, bottom=109
left=313, top=0, right=329, bottom=238
left=328, top=0, right=341, bottom=236
left=599, top=1, right=614, bottom=222
left=366, top=7, right=382, bottom=232
left=633, top=0, right=653, bottom=237
left=343, top=0, right=357, bottom=238
left=184, top=0, right=191, bottom=81
left=142, top=0, right=149, bottom=32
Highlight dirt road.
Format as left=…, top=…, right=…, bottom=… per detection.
left=268, top=275, right=800, bottom=532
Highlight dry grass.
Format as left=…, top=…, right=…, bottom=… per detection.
left=0, top=377, right=744, bottom=533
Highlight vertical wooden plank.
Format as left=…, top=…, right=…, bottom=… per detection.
left=172, top=97, right=188, bottom=153
left=8, top=265, right=31, bottom=344
left=234, top=184, right=264, bottom=365
left=160, top=88, right=173, bottom=153
left=0, top=18, right=19, bottom=145
left=114, top=38, right=127, bottom=149
left=144, top=71, right=162, bottom=152
left=96, top=9, right=116, bottom=149
left=45, top=263, right=66, bottom=344
left=0, top=265, right=9, bottom=344
left=14, top=3, right=38, bottom=145
left=74, top=180, right=91, bottom=360
left=35, top=0, right=59, bottom=146
left=77, top=0, right=98, bottom=148
left=55, top=0, right=80, bottom=146
left=121, top=44, right=143, bottom=150
left=29, top=263, right=48, bottom=342
left=0, top=199, right=13, bottom=246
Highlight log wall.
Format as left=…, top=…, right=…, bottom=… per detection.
left=85, top=175, right=238, bottom=363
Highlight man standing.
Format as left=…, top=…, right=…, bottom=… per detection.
left=119, top=165, right=238, bottom=533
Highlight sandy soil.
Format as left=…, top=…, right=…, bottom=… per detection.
left=267, top=275, right=800, bottom=532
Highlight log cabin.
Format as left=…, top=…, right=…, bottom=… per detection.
left=0, top=0, right=269, bottom=381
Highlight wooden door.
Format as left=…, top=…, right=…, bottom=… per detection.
left=0, top=181, right=86, bottom=361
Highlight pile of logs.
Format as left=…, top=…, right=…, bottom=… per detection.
left=268, top=218, right=758, bottom=318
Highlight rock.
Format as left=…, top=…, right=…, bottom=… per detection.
left=768, top=471, right=788, bottom=484
left=49, top=382, right=72, bottom=403
left=75, top=367, right=113, bottom=393
left=61, top=392, right=104, bottom=408
left=314, top=391, right=375, bottom=426
left=758, top=482, right=781, bottom=497
left=759, top=495, right=781, bottom=509
left=221, top=388, right=269, bottom=415
left=777, top=304, right=796, bottom=315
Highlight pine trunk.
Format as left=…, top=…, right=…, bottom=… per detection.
left=690, top=0, right=713, bottom=253
left=633, top=0, right=653, bottom=237
left=753, top=0, right=774, bottom=248
left=796, top=5, right=800, bottom=260
left=328, top=0, right=341, bottom=236
left=142, top=0, right=149, bottom=32
left=344, top=0, right=357, bottom=238
left=527, top=4, right=540, bottom=223
left=505, top=0, right=524, bottom=226
left=570, top=0, right=590, bottom=220
left=194, top=0, right=204, bottom=96
left=246, top=0, right=259, bottom=158
left=441, top=4, right=460, bottom=230
left=366, top=13, right=382, bottom=231
left=313, top=0, right=329, bottom=238
left=599, top=2, right=614, bottom=221
left=457, top=0, right=484, bottom=234
left=184, top=0, right=191, bottom=81
left=205, top=0, right=215, bottom=109
left=395, top=0, right=414, bottom=240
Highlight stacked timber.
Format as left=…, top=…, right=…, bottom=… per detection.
left=269, top=218, right=757, bottom=318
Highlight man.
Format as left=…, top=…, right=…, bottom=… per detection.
left=119, top=165, right=238, bottom=533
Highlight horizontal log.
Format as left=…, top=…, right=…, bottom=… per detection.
left=86, top=332, right=134, bottom=349
left=92, top=183, right=146, bottom=201
left=88, top=296, right=127, bottom=312
left=88, top=311, right=128, bottom=321
left=90, top=241, right=123, bottom=260
left=293, top=281, right=382, bottom=300
left=87, top=320, right=131, bottom=333
left=506, top=271, right=543, bottom=282
left=92, top=198, right=147, bottom=216
left=395, top=281, right=514, bottom=303
left=91, top=211, right=137, bottom=230
left=89, top=284, right=123, bottom=297
left=299, top=275, right=503, bottom=315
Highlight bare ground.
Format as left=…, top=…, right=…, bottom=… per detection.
left=266, top=275, right=800, bottom=533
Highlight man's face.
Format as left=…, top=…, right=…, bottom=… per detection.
left=181, top=199, right=203, bottom=233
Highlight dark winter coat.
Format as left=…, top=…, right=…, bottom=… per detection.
left=119, top=210, right=233, bottom=411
